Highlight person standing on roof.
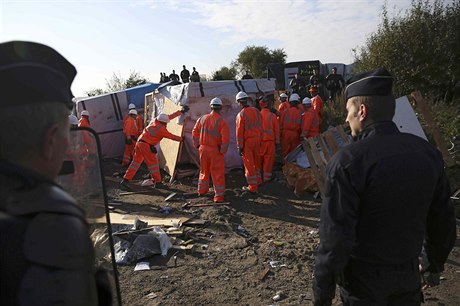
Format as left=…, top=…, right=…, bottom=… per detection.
left=180, top=65, right=190, bottom=83
left=121, top=106, right=188, bottom=188
left=190, top=67, right=200, bottom=82
left=259, top=96, right=280, bottom=182
left=169, top=70, right=179, bottom=82
left=236, top=91, right=262, bottom=193
left=300, top=97, right=321, bottom=139
left=122, top=109, right=140, bottom=166
left=192, top=97, right=230, bottom=202
left=309, top=68, right=326, bottom=99
left=124, top=103, right=143, bottom=134
left=241, top=71, right=253, bottom=79
left=280, top=93, right=302, bottom=158
left=313, top=67, right=456, bottom=306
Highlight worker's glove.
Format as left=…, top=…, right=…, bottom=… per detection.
left=238, top=148, right=243, bottom=156
left=150, top=145, right=157, bottom=154
left=181, top=105, right=190, bottom=114
left=422, top=271, right=440, bottom=289
left=125, top=138, right=132, bottom=145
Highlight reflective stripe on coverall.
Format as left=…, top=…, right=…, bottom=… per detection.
left=301, top=108, right=321, bottom=138
left=122, top=116, right=139, bottom=166
left=260, top=108, right=280, bottom=182
left=123, top=113, right=144, bottom=135
left=280, top=106, right=302, bottom=158
left=192, top=112, right=230, bottom=202
left=236, top=106, right=262, bottom=192
left=124, top=111, right=182, bottom=182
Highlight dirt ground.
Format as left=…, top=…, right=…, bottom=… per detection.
left=102, top=159, right=460, bottom=306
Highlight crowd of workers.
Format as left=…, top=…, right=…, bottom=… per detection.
left=116, top=86, right=324, bottom=202
left=1, top=40, right=456, bottom=306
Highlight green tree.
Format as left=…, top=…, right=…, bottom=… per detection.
left=352, top=0, right=460, bottom=100
left=85, top=88, right=106, bottom=97
left=125, top=71, right=148, bottom=88
left=211, top=66, right=237, bottom=80
left=234, top=45, right=287, bottom=79
left=106, top=70, right=149, bottom=92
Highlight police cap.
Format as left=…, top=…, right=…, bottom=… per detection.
left=345, top=67, right=393, bottom=100
left=0, top=41, right=76, bottom=109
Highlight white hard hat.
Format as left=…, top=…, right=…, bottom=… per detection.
left=69, top=115, right=79, bottom=126
left=302, top=97, right=312, bottom=105
left=157, top=113, right=170, bottom=123
left=128, top=103, right=136, bottom=109
left=236, top=91, right=248, bottom=101
left=81, top=110, right=90, bottom=116
left=280, top=93, right=288, bottom=98
left=129, top=109, right=138, bottom=115
left=289, top=94, right=300, bottom=102
left=210, top=97, right=223, bottom=106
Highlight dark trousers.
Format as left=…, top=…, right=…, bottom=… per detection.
left=340, top=259, right=422, bottom=306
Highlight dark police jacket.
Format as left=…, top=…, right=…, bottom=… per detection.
left=313, top=121, right=456, bottom=302
left=0, top=161, right=101, bottom=306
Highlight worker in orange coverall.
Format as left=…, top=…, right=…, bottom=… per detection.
left=309, top=85, right=324, bottom=120
left=259, top=96, right=280, bottom=182
left=124, top=103, right=143, bottom=134
left=277, top=92, right=289, bottom=117
left=301, top=97, right=321, bottom=138
left=78, top=110, right=96, bottom=154
left=280, top=93, right=302, bottom=158
left=192, top=97, right=230, bottom=202
left=122, top=109, right=140, bottom=166
left=235, top=91, right=262, bottom=193
left=121, top=107, right=187, bottom=188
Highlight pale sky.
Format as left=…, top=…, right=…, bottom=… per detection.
left=1, top=0, right=414, bottom=96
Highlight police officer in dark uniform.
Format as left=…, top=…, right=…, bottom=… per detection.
left=325, top=67, right=345, bottom=103
left=313, top=68, right=456, bottom=306
left=0, top=41, right=110, bottom=305
left=180, top=65, right=190, bottom=83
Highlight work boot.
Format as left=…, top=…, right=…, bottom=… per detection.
left=242, top=186, right=257, bottom=194
left=120, top=179, right=132, bottom=190
left=140, top=179, right=156, bottom=187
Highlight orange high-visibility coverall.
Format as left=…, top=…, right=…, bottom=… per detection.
left=280, top=105, right=302, bottom=158
left=124, top=111, right=182, bottom=183
left=78, top=116, right=97, bottom=154
left=298, top=104, right=307, bottom=114
left=122, top=116, right=140, bottom=166
left=260, top=107, right=280, bottom=182
left=301, top=108, right=321, bottom=138
left=278, top=101, right=289, bottom=117
left=312, top=95, right=324, bottom=119
left=192, top=111, right=230, bottom=202
left=124, top=113, right=144, bottom=134
left=236, top=106, right=262, bottom=192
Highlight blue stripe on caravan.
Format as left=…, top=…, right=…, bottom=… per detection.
left=234, top=80, right=241, bottom=92
left=238, top=80, right=246, bottom=92
left=199, top=82, right=205, bottom=97
left=113, top=93, right=123, bottom=121
left=81, top=101, right=87, bottom=110
left=110, top=94, right=120, bottom=121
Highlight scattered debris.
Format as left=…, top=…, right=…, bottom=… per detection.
left=134, top=261, right=150, bottom=271
left=257, top=267, right=270, bottom=282
left=145, top=292, right=158, bottom=299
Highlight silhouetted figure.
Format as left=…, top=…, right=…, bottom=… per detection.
left=242, top=71, right=253, bottom=79
left=309, top=68, right=326, bottom=99
left=169, top=70, right=179, bottom=82
left=163, top=72, right=170, bottom=82
left=326, top=67, right=345, bottom=102
left=180, top=65, right=190, bottom=83
left=190, top=67, right=200, bottom=82
left=213, top=71, right=223, bottom=81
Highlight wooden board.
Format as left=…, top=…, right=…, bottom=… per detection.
left=157, top=97, right=184, bottom=176
left=91, top=212, right=191, bottom=226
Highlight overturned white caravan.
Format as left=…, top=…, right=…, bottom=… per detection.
left=146, top=79, right=277, bottom=180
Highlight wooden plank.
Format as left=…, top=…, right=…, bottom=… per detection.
left=411, top=91, right=454, bottom=165
left=317, top=135, right=331, bottom=162
left=323, top=130, right=340, bottom=155
left=91, top=212, right=191, bottom=226
left=301, top=139, right=325, bottom=195
left=156, top=97, right=184, bottom=176
left=337, top=124, right=351, bottom=145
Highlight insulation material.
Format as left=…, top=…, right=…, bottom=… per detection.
left=283, top=162, right=318, bottom=196
left=152, top=79, right=277, bottom=177
left=156, top=98, right=184, bottom=176
left=393, top=95, right=427, bottom=140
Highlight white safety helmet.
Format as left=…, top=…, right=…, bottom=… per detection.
left=235, top=91, right=248, bottom=101
left=289, top=94, right=300, bottom=102
left=69, top=114, right=79, bottom=126
left=157, top=113, right=170, bottom=123
left=128, top=103, right=136, bottom=109
left=280, top=93, right=288, bottom=99
left=302, top=97, right=312, bottom=105
left=129, top=109, right=138, bottom=115
left=210, top=97, right=223, bottom=106
left=81, top=110, right=90, bottom=117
